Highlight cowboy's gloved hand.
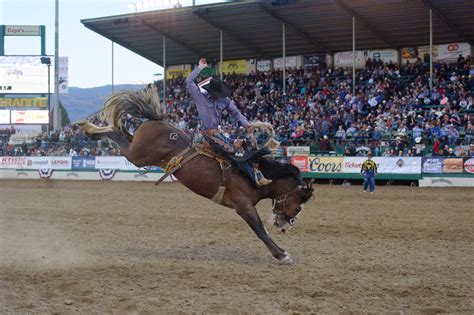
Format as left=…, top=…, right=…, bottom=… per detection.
left=198, top=58, right=208, bottom=69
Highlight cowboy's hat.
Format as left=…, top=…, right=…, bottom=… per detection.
left=201, top=77, right=231, bottom=98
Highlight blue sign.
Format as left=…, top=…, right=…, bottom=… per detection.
left=422, top=157, right=443, bottom=174
left=72, top=156, right=95, bottom=170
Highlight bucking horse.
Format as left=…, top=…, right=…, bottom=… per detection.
left=78, top=87, right=314, bottom=264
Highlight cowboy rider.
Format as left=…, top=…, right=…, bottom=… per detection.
left=186, top=58, right=271, bottom=186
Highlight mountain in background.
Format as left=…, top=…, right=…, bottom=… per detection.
left=60, top=84, right=145, bottom=122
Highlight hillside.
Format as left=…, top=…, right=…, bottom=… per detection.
left=60, top=84, right=145, bottom=122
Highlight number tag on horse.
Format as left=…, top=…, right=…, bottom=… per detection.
left=170, top=133, right=178, bottom=140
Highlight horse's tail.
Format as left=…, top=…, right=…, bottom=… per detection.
left=101, top=85, right=165, bottom=130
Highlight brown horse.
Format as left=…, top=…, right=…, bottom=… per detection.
left=78, top=88, right=314, bottom=264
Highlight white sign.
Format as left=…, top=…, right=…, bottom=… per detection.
left=416, top=42, right=471, bottom=62
left=27, top=157, right=51, bottom=169
left=0, top=55, right=68, bottom=94
left=5, top=25, right=41, bottom=36
left=11, top=110, right=49, bottom=124
left=334, top=51, right=366, bottom=68
left=343, top=157, right=421, bottom=174
left=273, top=56, right=297, bottom=70
left=256, top=60, right=271, bottom=72
left=0, top=110, right=10, bottom=124
left=58, top=57, right=68, bottom=94
left=50, top=157, right=72, bottom=170
left=368, top=49, right=399, bottom=64
left=436, top=42, right=470, bottom=61
left=95, top=156, right=139, bottom=170
left=287, top=146, right=310, bottom=157
left=0, top=156, right=28, bottom=169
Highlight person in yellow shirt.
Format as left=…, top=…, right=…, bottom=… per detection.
left=360, top=152, right=377, bottom=193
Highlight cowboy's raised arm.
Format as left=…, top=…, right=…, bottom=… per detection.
left=185, top=58, right=207, bottom=101
left=227, top=99, right=250, bottom=127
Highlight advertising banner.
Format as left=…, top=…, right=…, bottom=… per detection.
left=166, top=64, right=192, bottom=78
left=401, top=47, right=418, bottom=63
left=50, top=157, right=72, bottom=170
left=0, top=55, right=68, bottom=94
left=368, top=49, right=399, bottom=64
left=72, top=156, right=95, bottom=170
left=0, top=97, right=48, bottom=109
left=222, top=59, right=247, bottom=75
left=443, top=158, right=464, bottom=173
left=4, top=25, right=41, bottom=36
left=95, top=156, right=139, bottom=170
left=287, top=146, right=310, bottom=157
left=0, top=110, right=9, bottom=124
left=334, top=51, right=366, bottom=68
left=291, top=156, right=308, bottom=172
left=0, top=156, right=28, bottom=169
left=256, top=59, right=271, bottom=72
left=27, top=156, right=51, bottom=169
left=273, top=56, right=298, bottom=70
left=308, top=157, right=343, bottom=173
left=343, top=157, right=421, bottom=174
left=422, top=157, right=444, bottom=174
left=436, top=42, right=470, bottom=62
left=464, top=158, right=474, bottom=174
left=303, top=54, right=327, bottom=69
left=58, top=57, right=68, bottom=94
left=10, top=110, right=49, bottom=124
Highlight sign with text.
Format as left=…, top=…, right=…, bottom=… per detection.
left=166, top=64, right=191, bottom=78
left=256, top=59, right=271, bottom=72
left=303, top=54, right=327, bottom=69
left=72, top=156, right=96, bottom=170
left=11, top=110, right=49, bottom=124
left=0, top=110, right=9, bottom=124
left=222, top=59, right=247, bottom=75
left=4, top=25, right=41, bottom=36
left=442, top=158, right=463, bottom=173
left=0, top=97, right=48, bottom=108
left=464, top=158, right=474, bottom=174
left=422, top=157, right=443, bottom=174
left=308, top=157, right=343, bottom=173
left=291, top=156, right=308, bottom=172
left=334, top=51, right=366, bottom=68
left=0, top=56, right=68, bottom=94
left=343, top=157, right=421, bottom=174
left=273, top=56, right=298, bottom=70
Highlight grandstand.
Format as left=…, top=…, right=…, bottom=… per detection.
left=1, top=0, right=473, bottom=158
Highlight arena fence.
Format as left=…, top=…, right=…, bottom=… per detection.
left=0, top=156, right=473, bottom=186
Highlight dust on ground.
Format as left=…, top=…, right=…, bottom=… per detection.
left=0, top=179, right=473, bottom=313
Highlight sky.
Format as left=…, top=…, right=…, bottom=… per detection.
left=0, top=0, right=223, bottom=88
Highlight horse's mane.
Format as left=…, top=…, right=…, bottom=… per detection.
left=258, top=158, right=303, bottom=184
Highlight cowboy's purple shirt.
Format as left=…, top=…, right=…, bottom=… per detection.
left=186, top=66, right=249, bottom=130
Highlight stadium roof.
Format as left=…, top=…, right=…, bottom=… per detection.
left=81, top=0, right=474, bottom=67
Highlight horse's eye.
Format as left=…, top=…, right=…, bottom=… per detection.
left=295, top=207, right=301, bottom=213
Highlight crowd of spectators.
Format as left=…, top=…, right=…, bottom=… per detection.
left=1, top=54, right=473, bottom=157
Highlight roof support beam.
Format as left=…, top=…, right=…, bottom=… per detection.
left=133, top=15, right=207, bottom=60
left=422, top=0, right=473, bottom=45
left=192, top=10, right=271, bottom=59
left=256, top=2, right=332, bottom=54
left=334, top=0, right=400, bottom=49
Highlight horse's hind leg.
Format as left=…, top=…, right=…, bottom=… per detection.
left=236, top=206, right=293, bottom=264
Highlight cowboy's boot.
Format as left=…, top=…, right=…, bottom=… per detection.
left=254, top=169, right=272, bottom=186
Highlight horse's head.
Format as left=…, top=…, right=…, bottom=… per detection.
left=269, top=180, right=314, bottom=233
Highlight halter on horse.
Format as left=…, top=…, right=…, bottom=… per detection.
left=78, top=87, right=314, bottom=264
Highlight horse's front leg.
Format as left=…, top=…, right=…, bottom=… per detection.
left=236, top=207, right=293, bottom=264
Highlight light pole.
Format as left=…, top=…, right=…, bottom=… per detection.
left=41, top=57, right=51, bottom=133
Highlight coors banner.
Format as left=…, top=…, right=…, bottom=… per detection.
left=303, top=54, right=327, bottom=69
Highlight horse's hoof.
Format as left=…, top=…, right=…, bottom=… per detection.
left=278, top=254, right=294, bottom=265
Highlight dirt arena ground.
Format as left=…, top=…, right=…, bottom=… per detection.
left=0, top=179, right=473, bottom=314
